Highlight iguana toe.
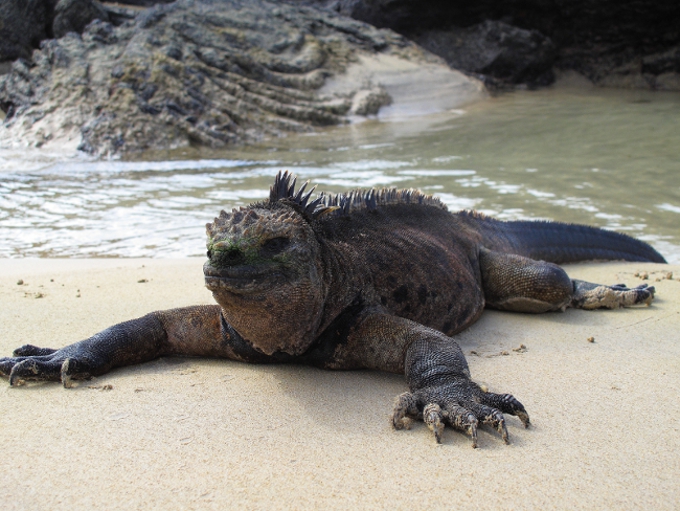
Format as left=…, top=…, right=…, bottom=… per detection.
left=479, top=391, right=531, bottom=428
left=423, top=403, right=445, bottom=443
left=13, top=344, right=58, bottom=357
left=392, top=391, right=416, bottom=430
left=467, top=403, right=509, bottom=444
left=8, top=357, right=63, bottom=386
left=442, top=404, right=479, bottom=447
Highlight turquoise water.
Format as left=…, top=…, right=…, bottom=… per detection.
left=1, top=84, right=679, bottom=261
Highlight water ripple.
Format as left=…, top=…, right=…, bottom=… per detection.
left=1, top=87, right=678, bottom=262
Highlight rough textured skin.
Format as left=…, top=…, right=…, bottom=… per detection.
left=0, top=172, right=666, bottom=447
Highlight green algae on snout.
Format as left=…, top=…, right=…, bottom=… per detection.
left=208, top=237, right=292, bottom=267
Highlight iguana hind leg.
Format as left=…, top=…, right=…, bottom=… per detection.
left=479, top=248, right=656, bottom=312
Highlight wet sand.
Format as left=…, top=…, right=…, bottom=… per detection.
left=1, top=258, right=678, bottom=510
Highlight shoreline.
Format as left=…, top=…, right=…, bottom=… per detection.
left=1, top=258, right=679, bottom=509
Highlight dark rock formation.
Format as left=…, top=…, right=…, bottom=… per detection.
left=53, top=0, right=110, bottom=38
left=0, top=0, right=476, bottom=155
left=0, top=0, right=111, bottom=67
left=0, top=0, right=55, bottom=63
left=111, top=0, right=174, bottom=5
left=302, top=0, right=680, bottom=89
left=4, top=1, right=678, bottom=90
left=413, top=20, right=555, bottom=88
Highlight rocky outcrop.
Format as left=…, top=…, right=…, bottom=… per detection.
left=5, top=1, right=678, bottom=94
left=109, top=0, right=173, bottom=5
left=305, top=0, right=680, bottom=90
left=53, top=0, right=110, bottom=38
left=0, top=0, right=482, bottom=155
left=0, top=0, right=111, bottom=67
left=0, top=0, right=55, bottom=63
left=413, top=20, right=555, bottom=88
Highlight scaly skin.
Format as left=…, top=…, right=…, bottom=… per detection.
left=0, top=171, right=665, bottom=447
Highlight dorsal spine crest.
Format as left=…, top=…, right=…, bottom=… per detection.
left=270, top=170, right=448, bottom=220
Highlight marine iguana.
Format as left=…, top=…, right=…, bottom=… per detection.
left=0, top=171, right=666, bottom=447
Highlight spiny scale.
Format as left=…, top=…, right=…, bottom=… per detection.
left=270, top=171, right=323, bottom=217
left=270, top=170, right=447, bottom=220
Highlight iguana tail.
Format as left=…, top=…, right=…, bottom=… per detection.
left=462, top=212, right=667, bottom=264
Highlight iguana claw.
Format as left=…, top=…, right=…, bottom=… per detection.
left=423, top=403, right=445, bottom=443
left=392, top=382, right=528, bottom=447
left=1, top=349, right=94, bottom=388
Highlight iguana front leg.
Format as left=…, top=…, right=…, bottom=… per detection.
left=336, top=311, right=529, bottom=447
left=0, top=305, right=223, bottom=387
left=395, top=330, right=529, bottom=447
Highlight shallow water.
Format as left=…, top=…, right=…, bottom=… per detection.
left=1, top=84, right=679, bottom=261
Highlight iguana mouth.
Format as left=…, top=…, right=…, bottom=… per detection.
left=203, top=262, right=283, bottom=293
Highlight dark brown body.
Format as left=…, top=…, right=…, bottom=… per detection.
left=318, top=204, right=486, bottom=338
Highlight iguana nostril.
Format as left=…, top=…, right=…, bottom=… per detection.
left=218, top=248, right=245, bottom=266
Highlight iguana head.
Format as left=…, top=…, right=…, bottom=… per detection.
left=203, top=172, right=326, bottom=356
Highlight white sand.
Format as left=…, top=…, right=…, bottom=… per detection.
left=1, top=259, right=679, bottom=510
left=321, top=52, right=487, bottom=119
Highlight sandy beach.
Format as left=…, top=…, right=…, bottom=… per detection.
left=1, top=258, right=678, bottom=510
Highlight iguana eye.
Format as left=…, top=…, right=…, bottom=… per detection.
left=260, top=237, right=289, bottom=256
